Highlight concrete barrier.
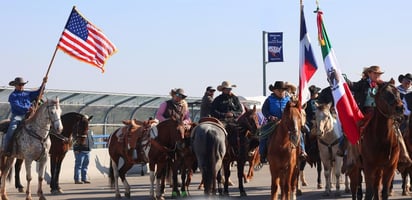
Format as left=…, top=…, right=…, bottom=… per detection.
left=9, top=149, right=147, bottom=186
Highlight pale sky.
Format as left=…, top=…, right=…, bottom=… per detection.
left=1, top=1, right=411, bottom=98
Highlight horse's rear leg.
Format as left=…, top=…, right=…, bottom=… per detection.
left=317, top=160, right=323, bottom=189
left=118, top=161, right=134, bottom=198
left=110, top=160, right=122, bottom=199
left=1, top=157, right=15, bottom=200
left=24, top=160, right=34, bottom=200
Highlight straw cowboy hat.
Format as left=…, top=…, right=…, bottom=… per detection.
left=170, top=88, right=187, bottom=98
left=398, top=73, right=412, bottom=83
left=217, top=81, right=237, bottom=91
left=268, top=81, right=288, bottom=91
left=9, top=77, right=28, bottom=86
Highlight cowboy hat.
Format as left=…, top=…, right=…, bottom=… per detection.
left=398, top=73, right=412, bottom=83
left=268, top=81, right=288, bottom=91
left=309, top=85, right=321, bottom=94
left=206, top=86, right=216, bottom=92
left=9, top=77, right=28, bottom=86
left=170, top=88, right=187, bottom=98
left=367, top=65, right=384, bottom=74
left=217, top=81, right=236, bottom=91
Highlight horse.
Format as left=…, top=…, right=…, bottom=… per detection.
left=243, top=146, right=260, bottom=183
left=148, top=118, right=192, bottom=200
left=315, top=103, right=344, bottom=196
left=108, top=119, right=155, bottom=199
left=360, top=80, right=404, bottom=200
left=49, top=112, right=92, bottom=195
left=267, top=101, right=302, bottom=200
left=221, top=105, right=260, bottom=197
left=191, top=118, right=227, bottom=196
left=399, top=105, right=412, bottom=195
left=0, top=97, right=63, bottom=200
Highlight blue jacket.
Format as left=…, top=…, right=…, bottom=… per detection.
left=262, top=94, right=290, bottom=120
left=8, top=88, right=41, bottom=116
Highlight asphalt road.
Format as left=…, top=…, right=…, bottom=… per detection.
left=4, top=163, right=412, bottom=200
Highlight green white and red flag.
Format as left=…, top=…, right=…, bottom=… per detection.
left=316, top=10, right=364, bottom=144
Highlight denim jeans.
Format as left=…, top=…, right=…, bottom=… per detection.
left=3, top=114, right=24, bottom=151
left=74, top=151, right=90, bottom=181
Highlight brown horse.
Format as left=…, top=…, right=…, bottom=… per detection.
left=108, top=119, right=155, bottom=199
left=267, top=101, right=302, bottom=200
left=49, top=112, right=92, bottom=195
left=148, top=119, right=193, bottom=200
left=399, top=112, right=412, bottom=195
left=243, top=146, right=260, bottom=183
left=222, top=105, right=260, bottom=197
left=360, top=80, right=404, bottom=200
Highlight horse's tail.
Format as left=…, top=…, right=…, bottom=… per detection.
left=108, top=160, right=114, bottom=188
left=203, top=132, right=215, bottom=194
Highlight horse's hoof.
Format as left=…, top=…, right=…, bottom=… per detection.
left=17, top=187, right=24, bottom=193
left=115, top=193, right=121, bottom=199
left=50, top=189, right=64, bottom=195
left=254, top=163, right=264, bottom=171
left=181, top=191, right=187, bottom=197
left=402, top=191, right=408, bottom=196
left=38, top=196, right=47, bottom=200
left=301, top=181, right=307, bottom=186
left=296, top=189, right=302, bottom=196
left=345, top=188, right=350, bottom=193
left=125, top=191, right=131, bottom=198
left=317, top=184, right=323, bottom=189
left=240, top=191, right=247, bottom=197
left=244, top=179, right=250, bottom=183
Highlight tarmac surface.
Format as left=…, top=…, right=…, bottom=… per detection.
left=4, top=162, right=412, bottom=200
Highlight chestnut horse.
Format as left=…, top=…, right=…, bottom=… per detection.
left=108, top=119, right=155, bottom=199
left=222, top=105, right=260, bottom=197
left=315, top=103, right=343, bottom=196
left=267, top=101, right=302, bottom=200
left=49, top=112, right=92, bottom=195
left=360, top=81, right=404, bottom=200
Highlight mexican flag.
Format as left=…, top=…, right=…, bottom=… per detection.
left=317, top=10, right=364, bottom=144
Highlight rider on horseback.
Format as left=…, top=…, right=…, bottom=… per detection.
left=156, top=88, right=191, bottom=126
left=2, top=76, right=47, bottom=155
left=346, top=66, right=412, bottom=169
left=260, top=81, right=307, bottom=164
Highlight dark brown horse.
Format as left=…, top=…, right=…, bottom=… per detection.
left=148, top=119, right=193, bottom=200
left=221, top=105, right=260, bottom=197
left=399, top=99, right=412, bottom=196
left=108, top=119, right=154, bottom=199
left=360, top=80, right=404, bottom=200
left=49, top=112, right=91, bottom=195
left=267, top=101, right=302, bottom=200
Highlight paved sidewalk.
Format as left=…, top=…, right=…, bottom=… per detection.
left=4, top=164, right=412, bottom=200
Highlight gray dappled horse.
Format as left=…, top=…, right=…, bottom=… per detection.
left=315, top=103, right=344, bottom=196
left=192, top=119, right=227, bottom=196
left=0, top=98, right=63, bottom=200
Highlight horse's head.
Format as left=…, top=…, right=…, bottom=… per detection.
left=315, top=103, right=334, bottom=138
left=45, top=97, right=63, bottom=134
left=237, top=105, right=259, bottom=136
left=73, top=114, right=92, bottom=145
left=281, top=101, right=303, bottom=146
left=375, top=79, right=404, bottom=118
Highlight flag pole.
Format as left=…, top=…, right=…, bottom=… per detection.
left=262, top=31, right=267, bottom=96
left=35, top=6, right=76, bottom=106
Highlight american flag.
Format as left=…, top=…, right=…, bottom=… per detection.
left=58, top=7, right=117, bottom=73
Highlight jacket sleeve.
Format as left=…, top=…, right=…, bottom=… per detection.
left=232, top=96, right=243, bottom=118
left=261, top=98, right=272, bottom=119
left=155, top=101, right=167, bottom=122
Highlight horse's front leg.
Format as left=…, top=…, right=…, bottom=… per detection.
left=36, top=156, right=48, bottom=200
left=111, top=160, right=121, bottom=199
left=334, top=156, right=343, bottom=196
left=1, top=157, right=15, bottom=200
left=237, top=160, right=247, bottom=196
left=24, top=159, right=33, bottom=200
left=14, top=159, right=24, bottom=193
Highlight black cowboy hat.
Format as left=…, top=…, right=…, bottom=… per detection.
left=206, top=86, right=216, bottom=92
left=398, top=73, right=412, bottom=83
left=9, top=77, right=28, bottom=86
left=309, top=85, right=321, bottom=94
left=269, top=81, right=288, bottom=91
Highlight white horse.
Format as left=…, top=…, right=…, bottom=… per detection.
left=0, top=97, right=63, bottom=200
left=315, top=103, right=344, bottom=196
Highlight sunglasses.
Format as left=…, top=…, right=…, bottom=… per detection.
left=175, top=93, right=186, bottom=99
left=17, top=84, right=25, bottom=86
